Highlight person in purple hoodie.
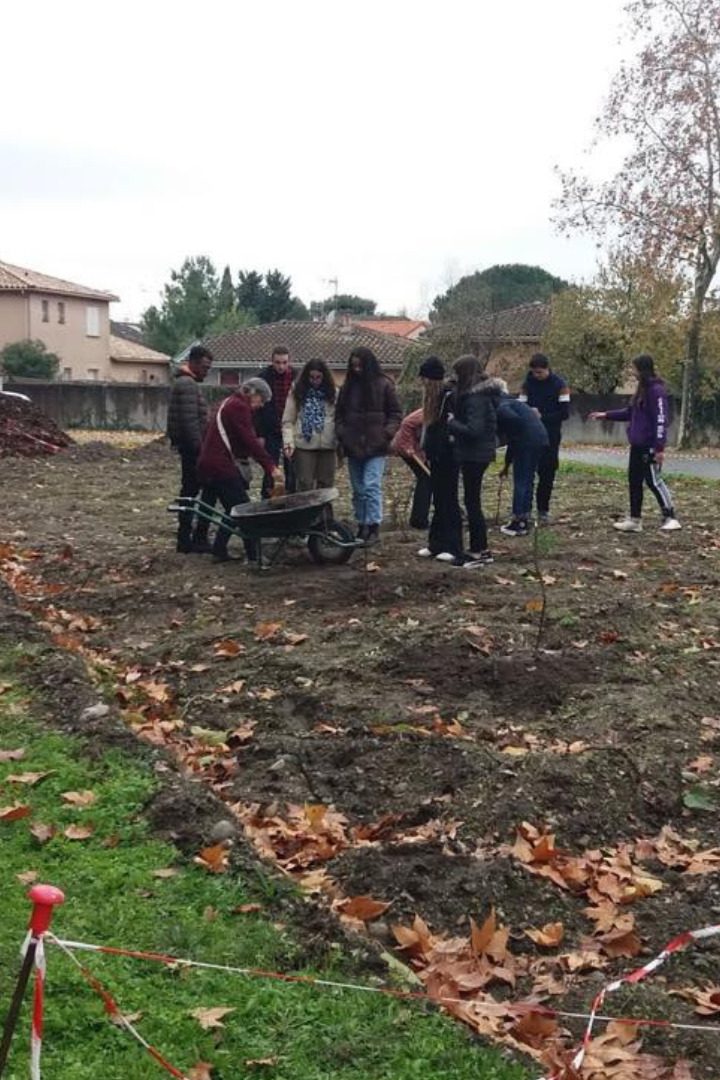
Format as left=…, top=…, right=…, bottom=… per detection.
left=590, top=354, right=681, bottom=533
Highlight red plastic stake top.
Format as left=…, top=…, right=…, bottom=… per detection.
left=27, top=885, right=65, bottom=936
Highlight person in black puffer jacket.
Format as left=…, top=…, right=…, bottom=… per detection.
left=446, top=356, right=504, bottom=564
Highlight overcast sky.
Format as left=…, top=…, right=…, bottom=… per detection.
left=1, top=0, right=627, bottom=320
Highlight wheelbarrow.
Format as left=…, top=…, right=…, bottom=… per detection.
left=168, top=487, right=358, bottom=569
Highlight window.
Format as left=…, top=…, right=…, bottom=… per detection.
left=41, top=300, right=49, bottom=323
left=87, top=368, right=99, bottom=381
left=62, top=367, right=72, bottom=380
left=85, top=305, right=100, bottom=337
left=58, top=301, right=66, bottom=325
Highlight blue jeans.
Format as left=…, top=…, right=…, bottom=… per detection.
left=347, top=456, right=387, bottom=524
left=512, top=446, right=542, bottom=520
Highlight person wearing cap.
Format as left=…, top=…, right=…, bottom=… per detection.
left=518, top=353, right=570, bottom=523
left=197, top=378, right=283, bottom=562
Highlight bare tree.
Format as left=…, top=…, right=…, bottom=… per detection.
left=557, top=0, right=720, bottom=445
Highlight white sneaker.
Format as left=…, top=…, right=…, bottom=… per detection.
left=660, top=517, right=682, bottom=532
left=417, top=547, right=432, bottom=558
left=435, top=552, right=456, bottom=563
left=613, top=518, right=642, bottom=533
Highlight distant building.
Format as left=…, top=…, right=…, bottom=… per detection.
left=351, top=316, right=429, bottom=341
left=198, top=320, right=410, bottom=385
left=429, top=302, right=551, bottom=389
left=0, top=260, right=118, bottom=381
left=108, top=333, right=171, bottom=384
left=0, top=261, right=171, bottom=383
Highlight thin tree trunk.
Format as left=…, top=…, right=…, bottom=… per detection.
left=677, top=286, right=706, bottom=449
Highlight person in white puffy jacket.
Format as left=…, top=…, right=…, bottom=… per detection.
left=282, top=359, right=338, bottom=496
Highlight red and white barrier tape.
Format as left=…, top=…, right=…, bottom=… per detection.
left=46, top=925, right=720, bottom=1075
left=50, top=935, right=187, bottom=1079
left=545, top=922, right=720, bottom=1079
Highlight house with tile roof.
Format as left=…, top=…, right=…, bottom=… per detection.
left=351, top=315, right=429, bottom=340
left=108, top=333, right=171, bottom=383
left=0, top=260, right=120, bottom=381
left=198, top=320, right=411, bottom=385
left=427, top=301, right=551, bottom=389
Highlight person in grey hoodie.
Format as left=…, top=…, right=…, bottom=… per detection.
left=590, top=354, right=681, bottom=532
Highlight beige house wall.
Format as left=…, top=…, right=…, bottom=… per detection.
left=108, top=359, right=170, bottom=385
left=0, top=294, right=31, bottom=349
left=27, top=293, right=111, bottom=379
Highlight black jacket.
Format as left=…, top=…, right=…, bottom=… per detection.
left=447, top=378, right=504, bottom=464
left=497, top=396, right=549, bottom=465
left=519, top=371, right=570, bottom=433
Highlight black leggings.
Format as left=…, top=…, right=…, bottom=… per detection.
left=428, top=459, right=489, bottom=555
left=461, top=462, right=489, bottom=552
left=628, top=446, right=674, bottom=518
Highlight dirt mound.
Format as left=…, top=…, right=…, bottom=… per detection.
left=0, top=394, right=73, bottom=457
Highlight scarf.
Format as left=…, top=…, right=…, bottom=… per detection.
left=301, top=387, right=327, bottom=442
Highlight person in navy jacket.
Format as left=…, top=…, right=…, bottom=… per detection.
left=519, top=353, right=570, bottom=523
left=590, top=354, right=681, bottom=533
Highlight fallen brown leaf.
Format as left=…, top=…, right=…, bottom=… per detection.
left=151, top=868, right=180, bottom=879
left=0, top=748, right=26, bottom=762
left=232, top=903, right=263, bottom=914
left=0, top=804, right=31, bottom=822
left=7, top=771, right=52, bottom=786
left=470, top=909, right=496, bottom=955
left=213, top=639, right=244, bottom=658
left=16, top=870, right=39, bottom=885
left=30, top=823, right=56, bottom=844
left=188, top=1064, right=214, bottom=1080
left=194, top=843, right=229, bottom=874
left=64, top=824, right=94, bottom=841
left=109, top=1010, right=143, bottom=1027
left=61, top=790, right=96, bottom=808
left=190, top=1006, right=235, bottom=1030
left=254, top=622, right=283, bottom=642
left=337, top=895, right=391, bottom=922
left=245, top=1058, right=279, bottom=1068
left=525, top=922, right=564, bottom=948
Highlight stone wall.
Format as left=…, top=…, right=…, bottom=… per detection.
left=5, top=379, right=686, bottom=446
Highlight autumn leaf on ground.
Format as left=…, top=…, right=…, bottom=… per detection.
left=188, top=1064, right=214, bottom=1080
left=216, top=680, right=246, bottom=694
left=30, top=823, right=56, bottom=844
left=337, top=895, right=391, bottom=922
left=598, top=926, right=642, bottom=958
left=0, top=804, right=31, bottom=822
left=255, top=688, right=279, bottom=701
left=64, top=824, right=94, bottom=841
left=194, top=843, right=229, bottom=874
left=470, top=909, right=496, bottom=955
left=672, top=984, right=720, bottom=1015
left=245, top=1058, right=280, bottom=1068
left=151, top=868, right=180, bottom=879
left=687, top=755, right=714, bottom=774
left=213, top=639, right=245, bottom=658
left=525, top=598, right=544, bottom=613
left=16, top=870, right=39, bottom=885
left=525, top=922, right=564, bottom=948
left=190, top=1006, right=235, bottom=1030
left=232, top=903, right=263, bottom=914
left=61, top=790, right=96, bottom=808
left=139, top=680, right=170, bottom=703
left=283, top=631, right=308, bottom=647
left=0, top=748, right=25, bottom=762
left=7, top=771, right=53, bottom=786
left=254, top=622, right=283, bottom=642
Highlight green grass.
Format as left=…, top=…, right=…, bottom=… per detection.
left=0, top=647, right=526, bottom=1080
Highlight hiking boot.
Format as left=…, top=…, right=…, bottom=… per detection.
left=176, top=539, right=194, bottom=553
left=356, top=524, right=369, bottom=542
left=660, top=517, right=682, bottom=532
left=366, top=524, right=380, bottom=544
left=500, top=519, right=530, bottom=537
left=613, top=517, right=642, bottom=533
left=192, top=538, right=213, bottom=554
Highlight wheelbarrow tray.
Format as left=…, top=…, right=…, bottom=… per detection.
left=229, top=487, right=338, bottom=539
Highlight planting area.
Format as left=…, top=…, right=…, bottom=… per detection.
left=2, top=438, right=720, bottom=1078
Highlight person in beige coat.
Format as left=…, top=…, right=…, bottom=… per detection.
left=282, top=359, right=337, bottom=493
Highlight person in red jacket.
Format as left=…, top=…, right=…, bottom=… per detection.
left=198, top=379, right=283, bottom=562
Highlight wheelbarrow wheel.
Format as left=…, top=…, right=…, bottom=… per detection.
left=307, top=520, right=355, bottom=566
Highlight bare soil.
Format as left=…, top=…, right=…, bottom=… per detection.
left=2, top=440, right=720, bottom=1074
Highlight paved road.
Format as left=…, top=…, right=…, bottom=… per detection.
left=562, top=447, right=720, bottom=479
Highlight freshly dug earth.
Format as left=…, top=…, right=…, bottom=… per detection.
left=2, top=442, right=720, bottom=1075
left=0, top=394, right=73, bottom=456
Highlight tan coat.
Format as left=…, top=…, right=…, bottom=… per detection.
left=282, top=393, right=337, bottom=451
